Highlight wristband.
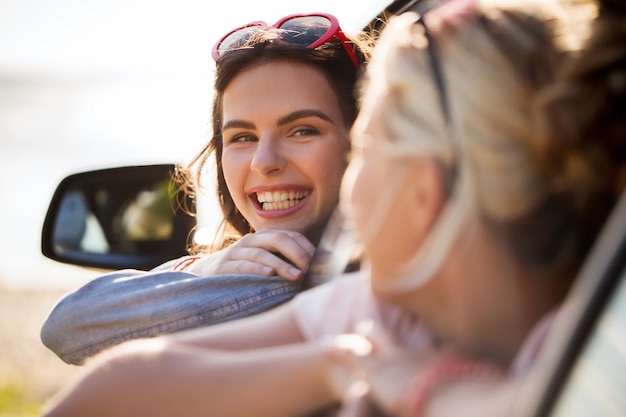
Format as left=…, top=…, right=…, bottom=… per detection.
left=398, top=353, right=503, bottom=417
left=170, top=256, right=201, bottom=271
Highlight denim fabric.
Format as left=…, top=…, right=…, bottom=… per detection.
left=40, top=269, right=302, bottom=365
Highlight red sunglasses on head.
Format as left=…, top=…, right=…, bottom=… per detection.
left=212, top=13, right=360, bottom=67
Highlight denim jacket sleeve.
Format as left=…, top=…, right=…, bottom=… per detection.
left=40, top=268, right=301, bottom=365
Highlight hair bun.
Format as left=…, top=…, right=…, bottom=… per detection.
left=600, top=0, right=626, bottom=14
left=532, top=7, right=626, bottom=205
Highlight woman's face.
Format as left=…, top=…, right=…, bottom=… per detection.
left=342, top=105, right=429, bottom=286
left=221, top=61, right=351, bottom=239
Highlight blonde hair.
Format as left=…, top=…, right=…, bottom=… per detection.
left=360, top=0, right=623, bottom=289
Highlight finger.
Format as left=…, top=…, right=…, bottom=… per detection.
left=271, top=259, right=306, bottom=281
left=336, top=381, right=373, bottom=417
left=333, top=334, right=373, bottom=356
left=219, top=247, right=304, bottom=281
left=213, top=259, right=277, bottom=277
left=356, top=319, right=397, bottom=355
left=237, top=230, right=315, bottom=271
left=256, top=229, right=316, bottom=261
left=265, top=229, right=316, bottom=255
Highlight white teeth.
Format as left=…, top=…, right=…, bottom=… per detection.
left=256, top=190, right=310, bottom=211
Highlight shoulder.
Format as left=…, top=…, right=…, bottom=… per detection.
left=291, top=271, right=375, bottom=339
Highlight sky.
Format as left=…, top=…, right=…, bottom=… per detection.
left=0, top=0, right=383, bottom=75
left=0, top=0, right=390, bottom=290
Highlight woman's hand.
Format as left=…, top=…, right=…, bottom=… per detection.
left=319, top=330, right=432, bottom=417
left=353, top=322, right=438, bottom=415
left=333, top=321, right=514, bottom=417
left=184, top=228, right=316, bottom=281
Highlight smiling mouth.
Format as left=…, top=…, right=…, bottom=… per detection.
left=256, top=190, right=310, bottom=211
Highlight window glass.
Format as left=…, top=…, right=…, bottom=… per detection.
left=550, top=268, right=626, bottom=416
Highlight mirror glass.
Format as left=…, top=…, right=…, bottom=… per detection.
left=42, top=165, right=195, bottom=270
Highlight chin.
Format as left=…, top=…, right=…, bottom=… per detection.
left=370, top=277, right=419, bottom=311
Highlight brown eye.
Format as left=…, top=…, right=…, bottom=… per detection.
left=227, top=134, right=257, bottom=145
left=291, top=127, right=320, bottom=138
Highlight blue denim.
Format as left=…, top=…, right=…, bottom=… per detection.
left=40, top=267, right=301, bottom=365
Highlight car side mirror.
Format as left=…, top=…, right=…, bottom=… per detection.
left=41, top=164, right=196, bottom=270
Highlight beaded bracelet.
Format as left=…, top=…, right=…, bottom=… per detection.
left=397, top=353, right=504, bottom=417
left=170, top=256, right=201, bottom=271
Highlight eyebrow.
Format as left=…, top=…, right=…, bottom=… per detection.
left=222, top=109, right=335, bottom=131
left=222, top=119, right=255, bottom=131
left=277, top=109, right=334, bottom=126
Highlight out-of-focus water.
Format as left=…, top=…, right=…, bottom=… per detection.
left=0, top=73, right=213, bottom=290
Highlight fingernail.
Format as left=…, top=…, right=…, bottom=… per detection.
left=262, top=266, right=274, bottom=275
left=289, top=267, right=302, bottom=278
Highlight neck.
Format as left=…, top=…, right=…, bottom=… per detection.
left=404, top=219, right=561, bottom=365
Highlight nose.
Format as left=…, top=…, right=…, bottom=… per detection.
left=250, top=136, right=287, bottom=176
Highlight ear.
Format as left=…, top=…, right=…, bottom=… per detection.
left=405, top=157, right=448, bottom=237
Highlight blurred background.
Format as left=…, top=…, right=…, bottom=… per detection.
left=0, top=0, right=385, bottom=414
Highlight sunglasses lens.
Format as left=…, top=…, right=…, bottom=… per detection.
left=212, top=14, right=357, bottom=66
left=217, top=26, right=264, bottom=57
left=278, top=16, right=332, bottom=46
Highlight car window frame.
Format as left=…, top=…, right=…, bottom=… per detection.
left=513, top=190, right=626, bottom=417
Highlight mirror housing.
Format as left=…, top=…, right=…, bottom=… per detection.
left=42, top=164, right=196, bottom=270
